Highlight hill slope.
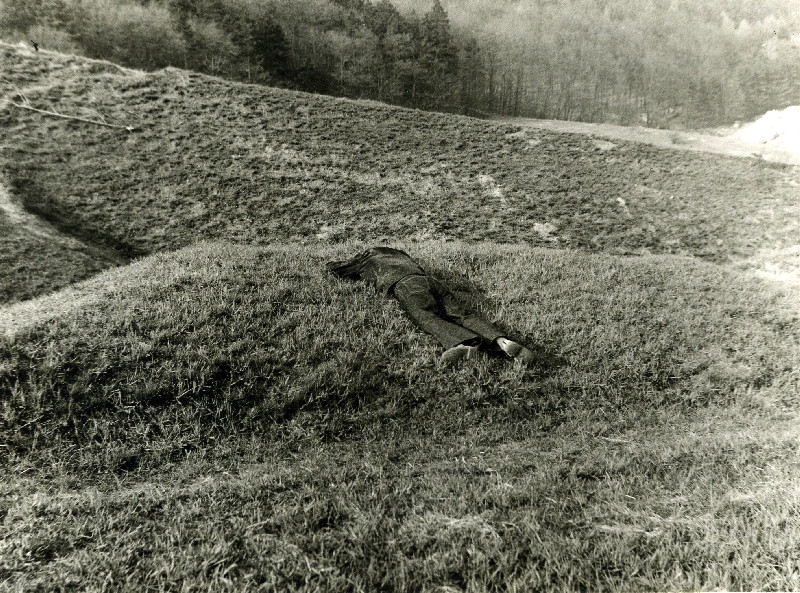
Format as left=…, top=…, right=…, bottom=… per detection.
left=1, top=42, right=799, bottom=304
left=2, top=240, right=799, bottom=591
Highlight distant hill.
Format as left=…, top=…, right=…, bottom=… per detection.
left=4, top=0, right=797, bottom=125
left=1, top=42, right=798, bottom=305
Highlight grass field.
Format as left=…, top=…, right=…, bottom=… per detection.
left=2, top=43, right=799, bottom=305
left=1, top=42, right=800, bottom=591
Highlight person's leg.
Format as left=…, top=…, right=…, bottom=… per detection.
left=392, top=275, right=480, bottom=350
left=429, top=277, right=503, bottom=344
left=430, top=278, right=537, bottom=365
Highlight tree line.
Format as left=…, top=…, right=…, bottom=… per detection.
left=2, top=0, right=798, bottom=127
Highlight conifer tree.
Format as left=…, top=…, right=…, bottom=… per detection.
left=419, top=0, right=457, bottom=109
left=251, top=18, right=291, bottom=78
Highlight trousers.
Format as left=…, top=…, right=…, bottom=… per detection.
left=391, top=274, right=503, bottom=349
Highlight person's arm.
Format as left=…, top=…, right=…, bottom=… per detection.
left=325, top=250, right=370, bottom=280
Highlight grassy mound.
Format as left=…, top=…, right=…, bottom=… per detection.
left=2, top=241, right=798, bottom=590
left=2, top=42, right=799, bottom=304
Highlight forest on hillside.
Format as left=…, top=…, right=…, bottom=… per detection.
left=2, top=0, right=798, bottom=127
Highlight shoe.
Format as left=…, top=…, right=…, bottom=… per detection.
left=441, top=344, right=481, bottom=365
left=497, top=338, right=536, bottom=366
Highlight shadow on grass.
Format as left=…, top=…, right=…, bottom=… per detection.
left=7, top=165, right=147, bottom=261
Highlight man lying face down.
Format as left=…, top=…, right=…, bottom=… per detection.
left=326, top=246, right=535, bottom=365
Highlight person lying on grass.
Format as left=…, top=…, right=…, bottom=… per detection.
left=326, top=246, right=536, bottom=366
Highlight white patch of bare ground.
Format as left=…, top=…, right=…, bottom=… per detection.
left=502, top=111, right=800, bottom=165
left=730, top=105, right=800, bottom=154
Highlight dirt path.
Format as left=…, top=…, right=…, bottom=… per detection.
left=498, top=116, right=800, bottom=166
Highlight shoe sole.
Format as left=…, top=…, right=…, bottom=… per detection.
left=441, top=345, right=481, bottom=365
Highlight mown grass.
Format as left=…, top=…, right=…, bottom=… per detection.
left=2, top=241, right=798, bottom=591
left=2, top=42, right=799, bottom=304
left=3, top=426, right=799, bottom=592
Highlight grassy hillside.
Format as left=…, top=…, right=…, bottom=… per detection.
left=2, top=240, right=799, bottom=591
left=1, top=42, right=800, bottom=591
left=2, top=42, right=799, bottom=304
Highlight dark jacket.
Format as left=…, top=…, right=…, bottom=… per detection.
left=326, top=247, right=426, bottom=294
